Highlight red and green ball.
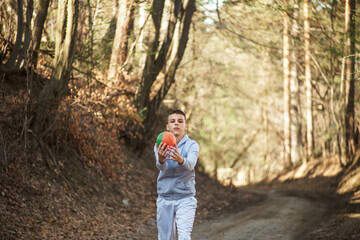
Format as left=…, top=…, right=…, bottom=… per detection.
left=156, top=132, right=176, bottom=147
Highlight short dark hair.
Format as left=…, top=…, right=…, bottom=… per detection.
left=169, top=109, right=186, bottom=120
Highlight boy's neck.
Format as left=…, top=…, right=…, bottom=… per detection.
left=175, top=133, right=185, bottom=144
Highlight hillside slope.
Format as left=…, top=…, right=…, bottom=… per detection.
left=0, top=101, right=263, bottom=239
left=0, top=142, right=265, bottom=239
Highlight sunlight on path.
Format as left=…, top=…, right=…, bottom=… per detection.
left=192, top=190, right=325, bottom=240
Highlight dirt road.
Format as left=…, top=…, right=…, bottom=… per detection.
left=192, top=189, right=326, bottom=240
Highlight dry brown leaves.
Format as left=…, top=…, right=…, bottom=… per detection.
left=55, top=83, right=144, bottom=179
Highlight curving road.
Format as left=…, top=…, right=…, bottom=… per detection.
left=192, top=189, right=326, bottom=240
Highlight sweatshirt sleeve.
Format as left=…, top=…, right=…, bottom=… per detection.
left=154, top=144, right=167, bottom=171
left=181, top=141, right=200, bottom=171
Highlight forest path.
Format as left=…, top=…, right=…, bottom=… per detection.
left=192, top=189, right=326, bottom=240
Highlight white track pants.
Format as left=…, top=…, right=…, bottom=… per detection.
left=156, top=196, right=197, bottom=240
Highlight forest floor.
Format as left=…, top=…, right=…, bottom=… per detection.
left=1, top=149, right=360, bottom=239
left=0, top=147, right=264, bottom=239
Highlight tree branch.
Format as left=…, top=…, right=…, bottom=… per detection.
left=230, top=128, right=261, bottom=169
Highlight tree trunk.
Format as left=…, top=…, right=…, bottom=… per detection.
left=5, top=0, right=35, bottom=70
left=33, top=0, right=79, bottom=132
left=263, top=109, right=269, bottom=163
left=15, top=0, right=34, bottom=70
left=137, top=0, right=151, bottom=70
left=340, top=0, right=356, bottom=165
left=230, top=128, right=260, bottom=169
left=290, top=0, right=302, bottom=165
left=135, top=0, right=166, bottom=111
left=304, top=0, right=313, bottom=160
left=134, top=0, right=195, bottom=144
left=5, top=0, right=24, bottom=68
left=108, top=0, right=133, bottom=83
left=144, top=0, right=194, bottom=125
left=86, top=0, right=101, bottom=82
left=31, top=0, right=51, bottom=68
left=261, top=50, right=270, bottom=164
left=136, top=0, right=185, bottom=110
left=283, top=1, right=292, bottom=168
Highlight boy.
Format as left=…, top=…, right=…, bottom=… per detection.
left=154, top=110, right=200, bottom=240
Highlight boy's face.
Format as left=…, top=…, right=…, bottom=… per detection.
left=166, top=113, right=186, bottom=138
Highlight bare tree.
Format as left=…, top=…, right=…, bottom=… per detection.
left=290, top=0, right=302, bottom=164
left=134, top=0, right=196, bottom=140
left=1, top=0, right=49, bottom=70
left=340, top=0, right=356, bottom=165
left=86, top=0, right=101, bottom=77
left=33, top=0, right=79, bottom=132
left=4, top=0, right=24, bottom=69
left=304, top=0, right=313, bottom=160
left=108, top=0, right=134, bottom=83
left=3, top=0, right=34, bottom=71
left=30, top=0, right=51, bottom=68
left=137, top=0, right=151, bottom=70
left=15, top=0, right=33, bottom=69
left=283, top=0, right=292, bottom=168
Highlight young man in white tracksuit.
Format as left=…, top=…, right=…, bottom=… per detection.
left=154, top=110, right=200, bottom=240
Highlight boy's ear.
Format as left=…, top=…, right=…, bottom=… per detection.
left=166, top=124, right=169, bottom=131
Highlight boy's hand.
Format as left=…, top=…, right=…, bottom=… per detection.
left=167, top=145, right=184, bottom=165
left=156, top=142, right=168, bottom=164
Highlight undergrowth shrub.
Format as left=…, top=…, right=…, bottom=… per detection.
left=1, top=66, right=143, bottom=180
left=55, top=84, right=143, bottom=179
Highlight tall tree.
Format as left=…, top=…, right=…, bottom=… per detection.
left=33, top=0, right=79, bottom=132
left=15, top=0, right=33, bottom=69
left=135, top=0, right=196, bottom=139
left=30, top=0, right=51, bottom=68
left=107, top=0, right=133, bottom=83
left=283, top=0, right=292, bottom=168
left=290, top=0, right=302, bottom=164
left=3, top=0, right=34, bottom=70
left=4, top=0, right=24, bottom=69
left=340, top=0, right=356, bottom=165
left=137, top=0, right=151, bottom=70
left=304, top=0, right=313, bottom=159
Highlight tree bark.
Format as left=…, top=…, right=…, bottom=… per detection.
left=33, top=0, right=79, bottom=132
left=304, top=0, right=313, bottom=160
left=5, top=0, right=24, bottom=68
left=134, top=0, right=195, bottom=144
left=31, top=0, right=51, bottom=68
left=136, top=0, right=183, bottom=110
left=15, top=0, right=33, bottom=69
left=86, top=0, right=101, bottom=80
left=108, top=0, right=134, bottom=83
left=340, top=0, right=356, bottom=165
left=230, top=128, right=260, bottom=169
left=142, top=0, right=195, bottom=128
left=290, top=0, right=302, bottom=165
left=283, top=0, right=292, bottom=168
left=137, top=0, right=151, bottom=69
left=135, top=0, right=166, bottom=111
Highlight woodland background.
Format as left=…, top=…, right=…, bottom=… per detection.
left=0, top=0, right=360, bottom=239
